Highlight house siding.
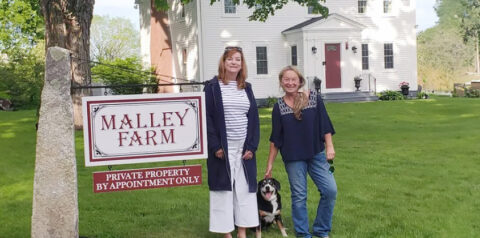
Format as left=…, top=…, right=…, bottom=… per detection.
left=198, top=1, right=327, bottom=98
left=141, top=0, right=417, bottom=97
left=168, top=0, right=200, bottom=84
left=138, top=0, right=151, bottom=68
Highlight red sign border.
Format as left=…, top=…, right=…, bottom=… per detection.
left=86, top=96, right=205, bottom=164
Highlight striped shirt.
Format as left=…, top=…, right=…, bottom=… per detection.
left=219, top=80, right=250, bottom=141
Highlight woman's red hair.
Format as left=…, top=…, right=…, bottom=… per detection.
left=218, top=48, right=248, bottom=89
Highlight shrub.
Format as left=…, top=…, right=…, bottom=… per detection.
left=465, top=88, right=480, bottom=98
left=91, top=57, right=156, bottom=95
left=265, top=96, right=277, bottom=107
left=379, top=90, right=404, bottom=101
left=417, top=92, right=429, bottom=99
left=0, top=42, right=45, bottom=109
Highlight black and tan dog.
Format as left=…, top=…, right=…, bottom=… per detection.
left=255, top=178, right=287, bottom=238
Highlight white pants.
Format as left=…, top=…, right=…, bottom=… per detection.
left=209, top=139, right=259, bottom=233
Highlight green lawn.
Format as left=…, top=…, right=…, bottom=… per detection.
left=1, top=96, right=479, bottom=237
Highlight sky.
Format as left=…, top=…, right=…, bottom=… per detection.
left=93, top=0, right=439, bottom=32
left=416, top=0, right=439, bottom=32
left=93, top=0, right=140, bottom=30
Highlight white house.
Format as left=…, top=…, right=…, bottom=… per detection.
left=136, top=0, right=418, bottom=101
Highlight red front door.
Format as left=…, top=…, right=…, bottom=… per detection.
left=325, top=43, right=341, bottom=88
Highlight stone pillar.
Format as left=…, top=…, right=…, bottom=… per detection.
left=32, top=47, right=78, bottom=238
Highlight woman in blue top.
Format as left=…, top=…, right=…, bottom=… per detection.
left=204, top=46, right=260, bottom=238
left=265, top=66, right=337, bottom=238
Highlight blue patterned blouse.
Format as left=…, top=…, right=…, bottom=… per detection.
left=269, top=90, right=335, bottom=162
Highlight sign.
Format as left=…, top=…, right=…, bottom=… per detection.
left=82, top=93, right=207, bottom=167
left=93, top=165, right=202, bottom=193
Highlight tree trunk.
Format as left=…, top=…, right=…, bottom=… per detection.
left=41, top=0, right=94, bottom=129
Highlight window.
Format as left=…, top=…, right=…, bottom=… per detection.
left=181, top=3, right=185, bottom=18
left=182, top=48, right=188, bottom=76
left=362, top=44, right=369, bottom=70
left=358, top=0, right=367, bottom=13
left=308, top=6, right=314, bottom=14
left=308, top=1, right=323, bottom=14
left=256, top=47, right=268, bottom=74
left=383, top=0, right=392, bottom=13
left=384, top=43, right=394, bottom=69
left=291, top=46, right=297, bottom=66
left=224, top=0, right=236, bottom=14
left=182, top=48, right=187, bottom=65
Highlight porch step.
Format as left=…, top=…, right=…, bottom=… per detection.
left=322, top=91, right=378, bottom=103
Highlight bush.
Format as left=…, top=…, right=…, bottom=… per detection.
left=265, top=96, right=277, bottom=107
left=0, top=42, right=45, bottom=109
left=378, top=90, right=404, bottom=101
left=465, top=88, right=480, bottom=98
left=417, top=92, right=429, bottom=99
left=91, top=57, right=156, bottom=95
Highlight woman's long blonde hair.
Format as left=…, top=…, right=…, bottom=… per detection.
left=218, top=48, right=247, bottom=89
left=278, top=66, right=308, bottom=120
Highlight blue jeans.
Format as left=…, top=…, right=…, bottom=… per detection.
left=284, top=152, right=337, bottom=238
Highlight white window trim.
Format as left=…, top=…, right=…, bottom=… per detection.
left=383, top=42, right=397, bottom=72
left=361, top=43, right=370, bottom=72
left=182, top=47, right=188, bottom=77
left=180, top=3, right=185, bottom=20
left=306, top=1, right=322, bottom=17
left=170, top=1, right=185, bottom=23
left=382, top=0, right=397, bottom=16
left=222, top=0, right=239, bottom=18
left=307, top=6, right=317, bottom=17
left=307, top=5, right=314, bottom=15
left=252, top=42, right=270, bottom=78
left=291, top=45, right=298, bottom=66
left=357, top=0, right=367, bottom=14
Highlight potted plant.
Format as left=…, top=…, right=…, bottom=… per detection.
left=354, top=76, right=362, bottom=91
left=399, top=81, right=409, bottom=97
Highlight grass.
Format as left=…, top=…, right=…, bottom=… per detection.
left=1, top=96, right=480, bottom=237
left=0, top=110, right=37, bottom=237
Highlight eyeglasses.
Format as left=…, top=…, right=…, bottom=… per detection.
left=225, top=46, right=242, bottom=52
left=328, top=160, right=335, bottom=173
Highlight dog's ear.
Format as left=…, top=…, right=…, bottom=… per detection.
left=257, top=180, right=263, bottom=192
left=272, top=178, right=281, bottom=191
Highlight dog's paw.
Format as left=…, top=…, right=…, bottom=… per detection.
left=264, top=214, right=275, bottom=223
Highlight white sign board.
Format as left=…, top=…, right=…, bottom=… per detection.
left=82, top=93, right=207, bottom=167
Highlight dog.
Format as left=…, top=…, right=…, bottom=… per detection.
left=255, top=178, right=287, bottom=238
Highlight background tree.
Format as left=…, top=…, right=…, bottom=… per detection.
left=91, top=57, right=156, bottom=95
left=0, top=0, right=44, bottom=108
left=0, top=42, right=45, bottom=109
left=40, top=0, right=94, bottom=129
left=0, top=0, right=43, bottom=53
left=460, top=0, right=480, bottom=74
left=417, top=0, right=476, bottom=91
left=90, top=15, right=140, bottom=61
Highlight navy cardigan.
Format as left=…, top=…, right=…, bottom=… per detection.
left=204, top=76, right=260, bottom=193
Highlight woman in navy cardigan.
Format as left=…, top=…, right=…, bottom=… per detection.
left=265, top=66, right=337, bottom=238
left=204, top=46, right=260, bottom=238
